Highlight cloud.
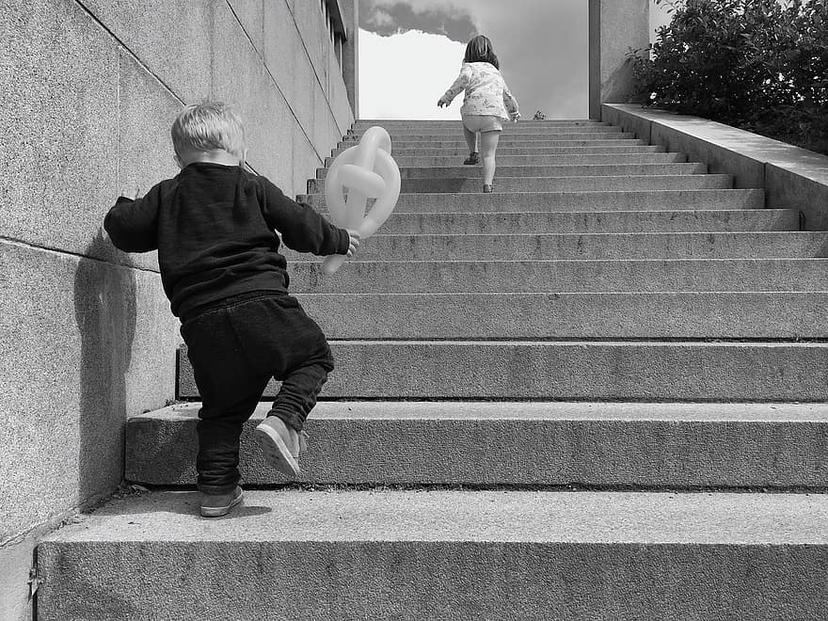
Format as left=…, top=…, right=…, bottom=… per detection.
left=359, top=0, right=477, bottom=42
left=366, top=9, right=395, bottom=29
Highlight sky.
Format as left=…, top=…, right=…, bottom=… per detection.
left=357, top=0, right=673, bottom=120
left=358, top=0, right=590, bottom=120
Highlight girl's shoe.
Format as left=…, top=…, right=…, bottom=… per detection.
left=463, top=152, right=479, bottom=165
left=200, top=486, right=243, bottom=518
left=255, top=416, right=307, bottom=478
left=483, top=184, right=494, bottom=193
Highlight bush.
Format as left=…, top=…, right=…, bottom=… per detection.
left=632, top=0, right=828, bottom=154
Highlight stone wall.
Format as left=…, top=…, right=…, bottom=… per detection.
left=0, top=1, right=357, bottom=618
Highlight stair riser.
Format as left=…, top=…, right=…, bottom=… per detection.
left=318, top=163, right=705, bottom=180
left=303, top=210, right=797, bottom=235
left=333, top=142, right=649, bottom=156
left=372, top=152, right=672, bottom=167
left=310, top=175, right=730, bottom=194
left=354, top=120, right=605, bottom=128
left=343, top=134, right=636, bottom=147
left=292, top=292, right=828, bottom=339
left=37, top=541, right=827, bottom=621
left=284, top=232, right=826, bottom=261
left=289, top=258, right=827, bottom=293
left=178, top=342, right=828, bottom=401
left=351, top=123, right=619, bottom=132
left=126, top=406, right=828, bottom=488
left=300, top=189, right=764, bottom=212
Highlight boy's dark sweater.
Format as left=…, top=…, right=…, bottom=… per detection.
left=104, top=162, right=349, bottom=318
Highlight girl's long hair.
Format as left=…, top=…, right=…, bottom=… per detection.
left=463, top=35, right=499, bottom=69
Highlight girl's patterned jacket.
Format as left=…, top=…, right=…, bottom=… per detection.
left=441, top=61, right=520, bottom=121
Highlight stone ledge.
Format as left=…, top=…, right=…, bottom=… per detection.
left=602, top=103, right=828, bottom=230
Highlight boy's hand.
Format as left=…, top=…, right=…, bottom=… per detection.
left=437, top=97, right=449, bottom=108
left=346, top=230, right=360, bottom=257
left=120, top=186, right=141, bottom=200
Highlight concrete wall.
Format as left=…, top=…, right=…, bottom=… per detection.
left=0, top=0, right=357, bottom=618
left=588, top=0, right=650, bottom=119
left=603, top=104, right=828, bottom=230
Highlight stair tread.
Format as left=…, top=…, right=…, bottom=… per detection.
left=144, top=400, right=828, bottom=423
left=43, top=489, right=828, bottom=544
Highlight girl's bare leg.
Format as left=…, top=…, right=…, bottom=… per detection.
left=463, top=126, right=478, bottom=154
left=480, top=130, right=501, bottom=186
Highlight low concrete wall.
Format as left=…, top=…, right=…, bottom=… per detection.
left=602, top=104, right=828, bottom=230
left=0, top=1, right=356, bottom=618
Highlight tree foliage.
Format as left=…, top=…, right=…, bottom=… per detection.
left=632, top=0, right=828, bottom=154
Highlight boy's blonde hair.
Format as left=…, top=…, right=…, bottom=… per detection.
left=171, top=102, right=246, bottom=159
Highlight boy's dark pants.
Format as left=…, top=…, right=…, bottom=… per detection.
left=180, top=292, right=334, bottom=494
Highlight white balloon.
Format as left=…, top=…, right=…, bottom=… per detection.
left=321, top=127, right=401, bottom=275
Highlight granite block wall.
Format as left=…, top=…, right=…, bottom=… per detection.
left=0, top=1, right=356, bottom=618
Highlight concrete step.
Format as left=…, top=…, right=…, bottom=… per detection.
left=334, top=141, right=653, bottom=157
left=352, top=121, right=616, bottom=131
left=318, top=162, right=707, bottom=180
left=310, top=174, right=731, bottom=195
left=291, top=292, right=828, bottom=339
left=347, top=127, right=629, bottom=139
left=307, top=209, right=798, bottom=236
left=344, top=133, right=638, bottom=147
left=284, top=231, right=828, bottom=261
left=125, top=401, right=828, bottom=488
left=37, top=490, right=828, bottom=620
left=378, top=151, right=675, bottom=168
left=178, top=341, right=828, bottom=401
left=288, top=258, right=828, bottom=294
left=355, top=119, right=604, bottom=127
left=299, top=189, right=765, bottom=212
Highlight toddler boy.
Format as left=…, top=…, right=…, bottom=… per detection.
left=105, top=102, right=358, bottom=517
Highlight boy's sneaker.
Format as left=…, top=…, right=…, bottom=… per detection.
left=463, top=152, right=479, bottom=165
left=200, top=485, right=243, bottom=518
left=483, top=184, right=494, bottom=193
left=255, top=416, right=306, bottom=478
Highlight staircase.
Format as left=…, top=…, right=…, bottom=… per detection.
left=37, top=120, right=828, bottom=619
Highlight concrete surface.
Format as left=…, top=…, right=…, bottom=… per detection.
left=178, top=341, right=828, bottom=402
left=319, top=162, right=705, bottom=180
left=589, top=0, right=650, bottom=116
left=376, top=152, right=681, bottom=168
left=283, top=231, right=828, bottom=261
left=0, top=535, right=36, bottom=621
left=0, top=241, right=178, bottom=542
left=288, top=258, right=828, bottom=294
left=602, top=104, right=828, bottom=229
left=354, top=119, right=604, bottom=127
left=306, top=208, right=797, bottom=235
left=292, top=291, right=828, bottom=339
left=389, top=174, right=731, bottom=193
left=0, top=0, right=119, bottom=256
left=300, top=189, right=765, bottom=211
left=36, top=490, right=828, bottom=620
left=311, top=174, right=730, bottom=195
left=368, top=133, right=638, bottom=147
left=335, top=142, right=654, bottom=157
left=126, top=401, right=828, bottom=488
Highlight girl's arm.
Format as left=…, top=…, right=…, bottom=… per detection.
left=503, top=85, right=521, bottom=121
left=437, top=66, right=471, bottom=107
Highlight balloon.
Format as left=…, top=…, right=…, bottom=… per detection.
left=321, top=126, right=401, bottom=275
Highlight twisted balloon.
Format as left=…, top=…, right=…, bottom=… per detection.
left=321, top=126, right=401, bottom=275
